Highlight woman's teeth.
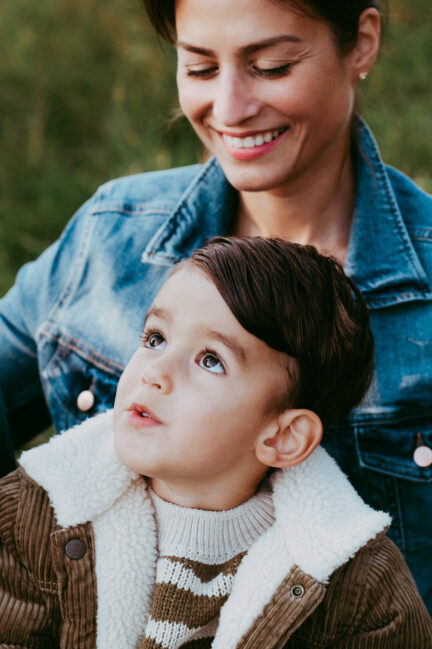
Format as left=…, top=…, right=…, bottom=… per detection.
left=222, top=128, right=286, bottom=149
left=139, top=411, right=150, bottom=418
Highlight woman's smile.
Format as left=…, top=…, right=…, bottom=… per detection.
left=217, top=127, right=289, bottom=160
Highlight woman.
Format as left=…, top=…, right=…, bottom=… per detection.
left=0, top=0, right=431, bottom=611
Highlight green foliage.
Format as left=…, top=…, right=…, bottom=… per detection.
left=359, top=0, right=432, bottom=190
left=0, top=0, right=197, bottom=294
left=0, top=0, right=431, bottom=296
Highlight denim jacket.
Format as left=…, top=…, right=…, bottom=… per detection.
left=1, top=118, right=431, bottom=609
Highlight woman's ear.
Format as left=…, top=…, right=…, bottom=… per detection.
left=256, top=410, right=323, bottom=469
left=351, top=8, right=381, bottom=81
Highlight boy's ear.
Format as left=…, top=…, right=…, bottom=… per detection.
left=256, top=410, right=323, bottom=469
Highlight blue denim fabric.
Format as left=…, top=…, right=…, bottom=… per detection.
left=1, top=118, right=431, bottom=611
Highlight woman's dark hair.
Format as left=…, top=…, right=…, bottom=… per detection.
left=143, top=0, right=383, bottom=53
left=188, top=237, right=374, bottom=427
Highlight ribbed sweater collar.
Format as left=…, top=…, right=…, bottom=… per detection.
left=150, top=487, right=275, bottom=563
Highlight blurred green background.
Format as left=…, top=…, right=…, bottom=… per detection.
left=0, top=0, right=431, bottom=298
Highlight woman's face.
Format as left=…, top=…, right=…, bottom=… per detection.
left=175, top=0, right=359, bottom=194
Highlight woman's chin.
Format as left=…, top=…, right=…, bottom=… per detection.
left=222, top=167, right=292, bottom=194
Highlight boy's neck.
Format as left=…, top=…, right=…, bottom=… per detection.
left=150, top=474, right=267, bottom=511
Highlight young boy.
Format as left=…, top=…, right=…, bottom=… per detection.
left=0, top=237, right=431, bottom=649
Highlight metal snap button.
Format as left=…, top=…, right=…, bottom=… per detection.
left=65, top=538, right=86, bottom=560
left=290, top=585, right=305, bottom=598
left=77, top=390, right=94, bottom=412
left=413, top=445, right=432, bottom=468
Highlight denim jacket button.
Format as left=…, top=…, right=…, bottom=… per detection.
left=77, top=390, right=94, bottom=412
left=413, top=445, right=432, bottom=468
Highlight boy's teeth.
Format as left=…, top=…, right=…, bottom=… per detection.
left=223, top=128, right=285, bottom=149
left=140, top=411, right=150, bottom=417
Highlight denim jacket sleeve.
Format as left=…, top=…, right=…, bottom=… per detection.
left=0, top=197, right=96, bottom=458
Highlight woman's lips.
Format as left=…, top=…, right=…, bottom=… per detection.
left=127, top=404, right=162, bottom=429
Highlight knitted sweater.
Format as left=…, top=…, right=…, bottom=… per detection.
left=140, top=489, right=275, bottom=649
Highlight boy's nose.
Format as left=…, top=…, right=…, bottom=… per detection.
left=140, top=364, right=172, bottom=394
left=141, top=372, right=172, bottom=394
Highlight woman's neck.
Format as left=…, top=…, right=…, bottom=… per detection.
left=233, top=144, right=355, bottom=266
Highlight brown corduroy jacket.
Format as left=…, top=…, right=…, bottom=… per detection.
left=0, top=412, right=431, bottom=649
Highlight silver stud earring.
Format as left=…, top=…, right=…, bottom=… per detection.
left=359, top=71, right=368, bottom=81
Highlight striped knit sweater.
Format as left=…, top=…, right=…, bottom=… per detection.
left=140, top=488, right=275, bottom=649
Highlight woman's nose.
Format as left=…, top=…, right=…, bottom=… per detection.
left=212, top=71, right=262, bottom=126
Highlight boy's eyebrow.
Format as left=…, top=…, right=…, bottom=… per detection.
left=143, top=309, right=247, bottom=365
left=202, top=329, right=248, bottom=366
left=176, top=35, right=302, bottom=57
left=144, top=306, right=171, bottom=325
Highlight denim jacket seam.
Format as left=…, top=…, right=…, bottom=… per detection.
left=365, top=290, right=432, bottom=309
left=409, top=228, right=432, bottom=241
left=374, top=164, right=426, bottom=281
left=39, top=324, right=124, bottom=375
left=144, top=250, right=180, bottom=263
left=352, top=410, right=432, bottom=425
left=42, top=214, right=97, bottom=328
left=47, top=215, right=95, bottom=321
left=90, top=203, right=174, bottom=217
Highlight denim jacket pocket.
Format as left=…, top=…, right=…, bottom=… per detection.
left=354, top=417, right=432, bottom=483
left=353, top=415, right=432, bottom=570
left=40, top=329, right=122, bottom=433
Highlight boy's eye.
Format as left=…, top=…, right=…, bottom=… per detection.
left=142, top=331, right=166, bottom=350
left=198, top=351, right=225, bottom=375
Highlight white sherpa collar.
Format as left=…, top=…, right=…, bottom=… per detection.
left=212, top=447, right=391, bottom=649
left=20, top=411, right=390, bottom=649
left=20, top=411, right=135, bottom=527
left=20, top=411, right=158, bottom=649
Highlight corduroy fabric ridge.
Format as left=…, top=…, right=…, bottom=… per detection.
left=0, top=469, right=97, bottom=649
left=1, top=467, right=432, bottom=648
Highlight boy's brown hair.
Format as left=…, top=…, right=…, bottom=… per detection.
left=189, top=236, right=374, bottom=426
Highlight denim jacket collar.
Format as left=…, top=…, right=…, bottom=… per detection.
left=345, top=117, right=431, bottom=308
left=141, top=157, right=235, bottom=267
left=142, top=118, right=431, bottom=309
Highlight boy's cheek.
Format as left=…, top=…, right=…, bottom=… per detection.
left=114, top=362, right=137, bottom=411
left=113, top=375, right=130, bottom=433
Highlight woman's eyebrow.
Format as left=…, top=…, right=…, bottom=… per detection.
left=176, top=35, right=302, bottom=57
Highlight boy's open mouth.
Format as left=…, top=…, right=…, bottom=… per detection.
left=129, top=403, right=163, bottom=426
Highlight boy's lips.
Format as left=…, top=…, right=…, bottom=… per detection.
left=127, top=403, right=163, bottom=428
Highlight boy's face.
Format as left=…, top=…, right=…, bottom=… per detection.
left=114, top=265, right=288, bottom=506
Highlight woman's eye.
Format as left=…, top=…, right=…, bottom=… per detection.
left=198, top=352, right=225, bottom=374
left=142, top=331, right=166, bottom=350
left=253, top=63, right=293, bottom=78
left=186, top=66, right=218, bottom=79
